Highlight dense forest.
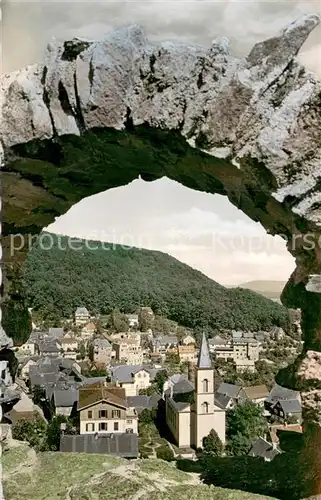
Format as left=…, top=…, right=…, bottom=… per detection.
left=21, top=232, right=288, bottom=334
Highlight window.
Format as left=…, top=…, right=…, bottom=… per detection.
left=202, top=402, right=209, bottom=413
left=112, top=410, right=121, bottom=419
left=126, top=419, right=133, bottom=425
left=99, top=422, right=107, bottom=431
left=88, top=410, right=93, bottom=419
left=85, top=423, right=95, bottom=432
left=114, top=422, right=119, bottom=431
left=137, top=373, right=141, bottom=378
left=99, top=410, right=107, bottom=418
left=126, top=428, right=134, bottom=433
left=1, top=370, right=5, bottom=380
left=203, top=379, right=209, bottom=393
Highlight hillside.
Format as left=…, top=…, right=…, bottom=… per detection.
left=20, top=232, right=288, bottom=334
left=237, top=281, right=286, bottom=301
left=2, top=441, right=275, bottom=500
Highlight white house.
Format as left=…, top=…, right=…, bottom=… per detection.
left=75, top=307, right=90, bottom=326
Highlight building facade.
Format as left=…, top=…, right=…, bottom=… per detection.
left=165, top=333, right=226, bottom=449
left=78, top=383, right=138, bottom=435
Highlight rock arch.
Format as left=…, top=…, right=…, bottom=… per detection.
left=1, top=13, right=321, bottom=495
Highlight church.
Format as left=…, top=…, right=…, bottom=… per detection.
left=164, top=333, right=226, bottom=449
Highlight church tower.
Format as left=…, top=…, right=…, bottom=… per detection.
left=191, top=332, right=225, bottom=448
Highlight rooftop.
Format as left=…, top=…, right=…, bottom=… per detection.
left=242, top=385, right=269, bottom=400
left=110, top=364, right=158, bottom=384
left=77, top=382, right=128, bottom=411
left=216, top=382, right=241, bottom=399
left=197, top=332, right=212, bottom=369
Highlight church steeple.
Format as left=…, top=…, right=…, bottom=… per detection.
left=197, top=332, right=212, bottom=369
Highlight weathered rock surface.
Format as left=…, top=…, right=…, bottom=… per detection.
left=1, top=13, right=321, bottom=494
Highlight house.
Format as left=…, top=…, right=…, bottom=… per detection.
left=177, top=344, right=197, bottom=363
left=208, top=336, right=230, bottom=353
left=181, top=335, right=196, bottom=346
left=77, top=382, right=138, bottom=435
left=249, top=437, right=281, bottom=462
left=272, top=399, right=302, bottom=423
left=35, top=338, right=61, bottom=357
left=113, top=338, right=143, bottom=365
left=75, top=307, right=90, bottom=326
left=60, top=337, right=79, bottom=353
left=216, top=382, right=242, bottom=400
left=126, top=314, right=139, bottom=328
left=126, top=394, right=161, bottom=415
left=19, top=339, right=37, bottom=356
left=81, top=322, right=96, bottom=338
left=265, top=384, right=301, bottom=422
left=214, top=392, right=235, bottom=411
left=110, top=365, right=158, bottom=397
left=52, top=387, right=79, bottom=417
left=152, top=335, right=178, bottom=354
left=48, top=328, right=65, bottom=340
left=93, top=338, right=112, bottom=365
left=212, top=334, right=260, bottom=372
left=60, top=432, right=138, bottom=457
left=139, top=307, right=154, bottom=320
left=238, top=385, right=269, bottom=407
left=165, top=333, right=226, bottom=449
left=20, top=357, right=39, bottom=379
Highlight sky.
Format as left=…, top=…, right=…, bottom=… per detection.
left=2, top=1, right=321, bottom=286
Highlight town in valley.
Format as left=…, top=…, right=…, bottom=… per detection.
left=0, top=303, right=304, bottom=463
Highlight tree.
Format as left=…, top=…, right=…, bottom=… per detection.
left=78, top=343, right=86, bottom=360
left=31, top=385, right=46, bottom=406
left=153, top=370, right=168, bottom=394
left=165, top=351, right=180, bottom=366
left=46, top=415, right=76, bottom=451
left=202, top=429, right=224, bottom=456
left=138, top=309, right=153, bottom=332
left=139, top=408, right=155, bottom=426
left=87, top=343, right=94, bottom=363
left=226, top=402, right=267, bottom=456
left=12, top=417, right=48, bottom=451
left=107, top=309, right=129, bottom=333
left=152, top=315, right=172, bottom=334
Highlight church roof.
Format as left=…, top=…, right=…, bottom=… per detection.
left=197, top=332, right=212, bottom=369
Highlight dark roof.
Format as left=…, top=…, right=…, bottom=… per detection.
left=249, top=437, right=281, bottom=461
left=167, top=397, right=190, bottom=412
left=48, top=328, right=65, bottom=339
left=276, top=399, right=301, bottom=415
left=217, top=382, right=241, bottom=399
left=197, top=332, right=212, bottom=369
left=60, top=433, right=138, bottom=458
left=110, top=365, right=158, bottom=383
left=214, top=392, right=233, bottom=410
left=266, top=384, right=300, bottom=404
left=38, top=340, right=61, bottom=354
left=153, top=335, right=178, bottom=346
left=53, top=387, right=79, bottom=407
left=127, top=394, right=161, bottom=411
left=164, top=378, right=194, bottom=396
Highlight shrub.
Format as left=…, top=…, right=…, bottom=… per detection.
left=156, top=445, right=174, bottom=462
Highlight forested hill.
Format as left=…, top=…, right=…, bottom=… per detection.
left=21, top=232, right=288, bottom=333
